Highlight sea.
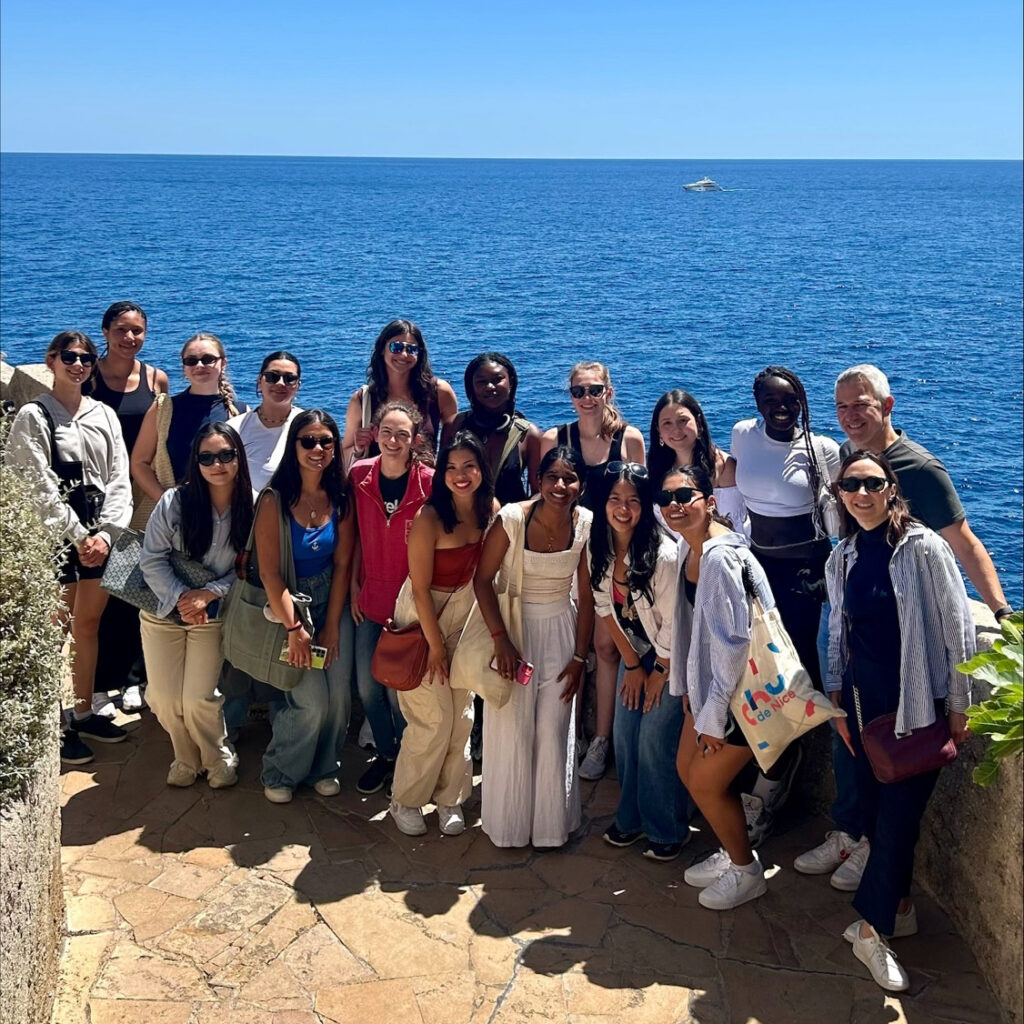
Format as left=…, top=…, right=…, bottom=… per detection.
left=1, top=155, right=1021, bottom=605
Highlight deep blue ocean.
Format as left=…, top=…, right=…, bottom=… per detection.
left=1, top=155, right=1021, bottom=604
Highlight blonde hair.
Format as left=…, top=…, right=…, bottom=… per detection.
left=181, top=332, right=240, bottom=417
left=569, top=360, right=625, bottom=440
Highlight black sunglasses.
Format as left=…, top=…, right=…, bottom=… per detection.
left=59, top=350, right=97, bottom=366
left=262, top=370, right=300, bottom=386
left=197, top=448, right=238, bottom=466
left=298, top=435, right=335, bottom=450
left=569, top=383, right=606, bottom=399
left=388, top=340, right=420, bottom=356
left=182, top=354, right=221, bottom=367
left=655, top=486, right=702, bottom=507
left=838, top=476, right=889, bottom=494
left=606, top=461, right=648, bottom=479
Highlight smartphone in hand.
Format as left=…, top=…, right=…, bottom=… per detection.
left=489, top=655, right=534, bottom=685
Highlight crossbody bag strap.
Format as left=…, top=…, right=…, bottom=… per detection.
left=840, top=549, right=865, bottom=733
left=495, top=415, right=528, bottom=478
left=31, top=400, right=59, bottom=470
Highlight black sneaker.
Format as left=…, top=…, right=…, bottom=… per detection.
left=642, top=840, right=685, bottom=862
left=60, top=731, right=95, bottom=765
left=69, top=713, right=127, bottom=744
left=357, top=757, right=395, bottom=795
left=603, top=823, right=644, bottom=847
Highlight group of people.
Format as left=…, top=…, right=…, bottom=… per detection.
left=5, top=305, right=1013, bottom=996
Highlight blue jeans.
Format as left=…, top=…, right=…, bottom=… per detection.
left=612, top=663, right=689, bottom=845
left=261, top=570, right=352, bottom=790
left=344, top=614, right=406, bottom=760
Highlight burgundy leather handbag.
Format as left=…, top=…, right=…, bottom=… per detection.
left=854, top=700, right=959, bottom=784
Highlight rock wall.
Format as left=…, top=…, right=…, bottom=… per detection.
left=0, top=715, right=64, bottom=1024
left=796, top=602, right=1022, bottom=1024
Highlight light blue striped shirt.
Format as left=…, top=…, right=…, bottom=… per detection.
left=825, top=523, right=974, bottom=732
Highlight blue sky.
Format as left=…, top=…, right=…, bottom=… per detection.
left=1, top=1, right=1021, bottom=158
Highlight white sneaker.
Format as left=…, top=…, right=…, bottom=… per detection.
left=314, top=778, right=341, bottom=797
left=264, top=785, right=293, bottom=804
left=794, top=830, right=860, bottom=875
left=844, top=905, right=918, bottom=942
left=120, top=685, right=145, bottom=712
left=698, top=859, right=767, bottom=910
left=578, top=736, right=610, bottom=780
left=91, top=693, right=117, bottom=719
left=207, top=764, right=238, bottom=789
left=166, top=761, right=197, bottom=787
left=830, top=837, right=870, bottom=891
left=683, top=848, right=733, bottom=888
left=438, top=804, right=465, bottom=836
left=742, top=793, right=773, bottom=848
left=390, top=800, right=427, bottom=836
left=851, top=922, right=910, bottom=991
left=358, top=718, right=376, bottom=749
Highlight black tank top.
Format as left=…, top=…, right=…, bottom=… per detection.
left=91, top=360, right=157, bottom=454
left=556, top=422, right=624, bottom=511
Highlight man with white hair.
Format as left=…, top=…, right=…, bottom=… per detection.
left=794, top=362, right=1013, bottom=895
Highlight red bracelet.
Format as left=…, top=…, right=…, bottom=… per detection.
left=490, top=628, right=506, bottom=639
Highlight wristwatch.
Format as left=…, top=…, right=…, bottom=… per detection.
left=653, top=661, right=668, bottom=676
left=994, top=605, right=1014, bottom=622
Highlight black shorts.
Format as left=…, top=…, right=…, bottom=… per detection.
left=58, top=544, right=107, bottom=586
left=687, top=708, right=750, bottom=749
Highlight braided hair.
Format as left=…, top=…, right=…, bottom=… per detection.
left=753, top=365, right=826, bottom=538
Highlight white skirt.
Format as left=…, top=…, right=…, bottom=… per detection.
left=481, top=598, right=580, bottom=848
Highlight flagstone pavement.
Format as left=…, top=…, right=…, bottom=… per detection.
left=52, top=710, right=1004, bottom=1024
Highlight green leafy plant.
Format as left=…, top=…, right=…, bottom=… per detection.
left=959, top=611, right=1023, bottom=787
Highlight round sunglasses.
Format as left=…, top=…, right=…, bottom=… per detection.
left=197, top=448, right=238, bottom=466
left=58, top=350, right=97, bottom=367
left=183, top=354, right=222, bottom=367
left=298, top=435, right=335, bottom=450
left=837, top=476, right=889, bottom=494
left=261, top=370, right=300, bottom=386
left=569, top=383, right=606, bottom=399
left=388, top=340, right=420, bottom=357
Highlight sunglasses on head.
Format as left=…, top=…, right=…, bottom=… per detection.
left=197, top=448, right=238, bottom=466
left=298, top=434, right=335, bottom=450
left=838, top=475, right=889, bottom=494
left=182, top=354, right=221, bottom=367
left=606, top=461, right=648, bottom=478
left=388, top=340, right=420, bottom=357
left=569, top=383, right=606, bottom=399
left=655, top=486, right=702, bottom=507
left=262, top=370, right=300, bottom=386
left=58, top=350, right=97, bottom=366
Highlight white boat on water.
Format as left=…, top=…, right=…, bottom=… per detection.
left=683, top=176, right=723, bottom=192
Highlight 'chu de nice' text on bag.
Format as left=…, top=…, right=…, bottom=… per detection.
left=730, top=564, right=845, bottom=772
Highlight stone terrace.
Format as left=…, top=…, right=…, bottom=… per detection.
left=53, top=711, right=1003, bottom=1024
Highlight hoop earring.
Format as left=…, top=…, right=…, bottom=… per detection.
left=659, top=437, right=666, bottom=446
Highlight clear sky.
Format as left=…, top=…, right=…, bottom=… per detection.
left=1, top=0, right=1021, bottom=158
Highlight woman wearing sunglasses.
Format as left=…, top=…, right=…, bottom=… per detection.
left=227, top=350, right=303, bottom=494
left=823, top=451, right=973, bottom=992
left=540, top=361, right=646, bottom=782
left=663, top=464, right=776, bottom=911
left=258, top=410, right=355, bottom=804
left=348, top=401, right=434, bottom=797
left=132, top=333, right=247, bottom=502
left=342, top=319, right=458, bottom=468
left=474, top=445, right=594, bottom=849
left=7, top=331, right=133, bottom=765
left=590, top=462, right=688, bottom=861
left=648, top=389, right=746, bottom=535
left=139, top=423, right=254, bottom=788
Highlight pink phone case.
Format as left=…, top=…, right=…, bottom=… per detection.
left=490, top=656, right=535, bottom=684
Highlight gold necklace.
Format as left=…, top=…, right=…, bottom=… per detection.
left=257, top=405, right=288, bottom=428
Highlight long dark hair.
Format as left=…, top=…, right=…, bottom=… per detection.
left=836, top=450, right=915, bottom=547
left=753, top=365, right=826, bottom=536
left=429, top=430, right=494, bottom=533
left=589, top=462, right=662, bottom=603
left=269, top=409, right=348, bottom=520
left=648, top=389, right=720, bottom=487
left=180, top=422, right=254, bottom=560
left=366, top=319, right=437, bottom=412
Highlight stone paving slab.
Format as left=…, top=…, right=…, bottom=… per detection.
left=51, top=711, right=1004, bottom=1024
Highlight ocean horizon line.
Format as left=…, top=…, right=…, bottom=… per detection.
left=2, top=151, right=1022, bottom=163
